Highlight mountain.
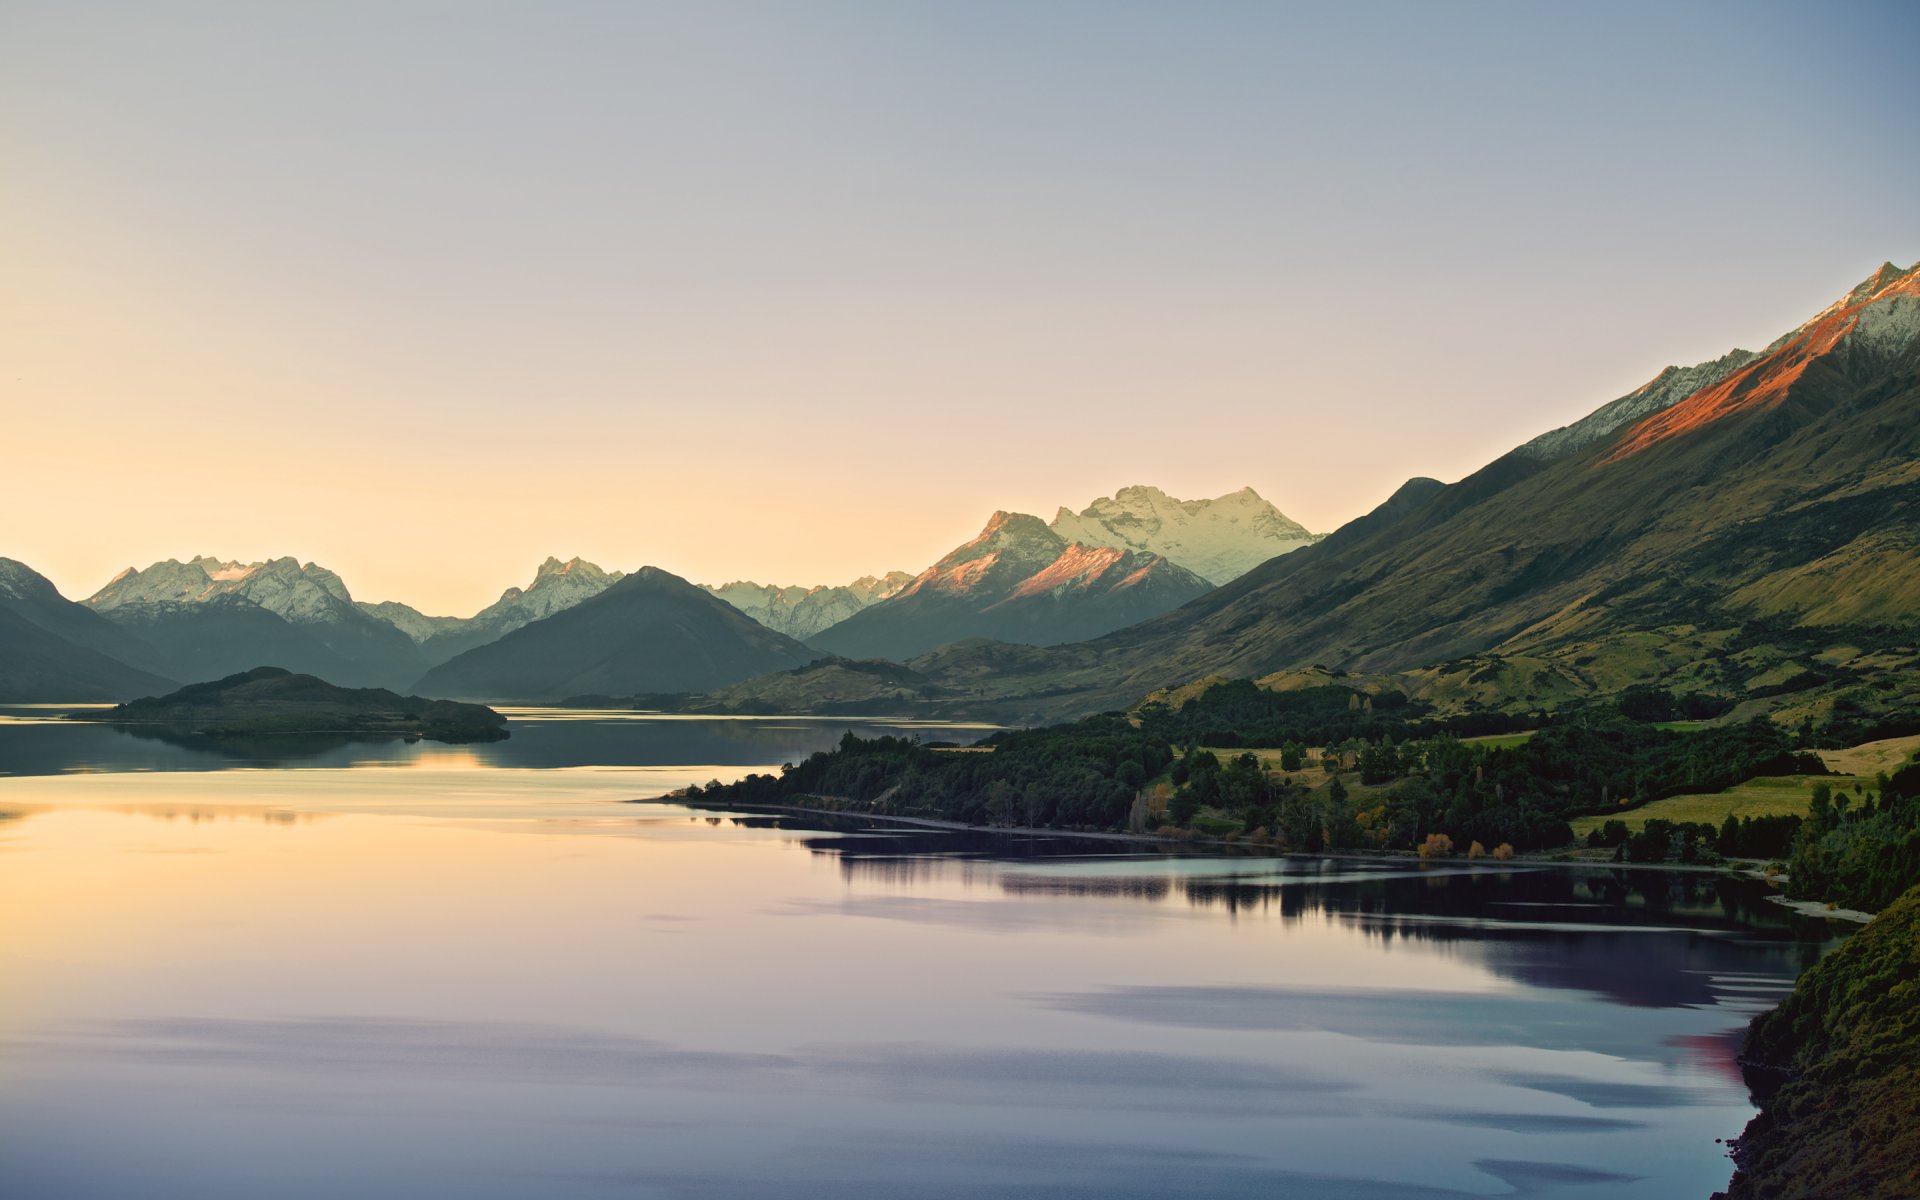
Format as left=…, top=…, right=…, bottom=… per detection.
left=909, top=260, right=1920, bottom=719
left=355, top=601, right=468, bottom=645
left=1515, top=347, right=1760, bottom=461
left=807, top=511, right=1214, bottom=661
left=0, top=558, right=177, bottom=701
left=90, top=665, right=507, bottom=742
left=702, top=572, right=913, bottom=640
left=1049, top=485, right=1318, bottom=584
left=364, top=556, right=624, bottom=666
left=86, top=556, right=425, bottom=688
left=412, top=566, right=817, bottom=701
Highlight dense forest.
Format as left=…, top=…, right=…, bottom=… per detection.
left=1784, top=764, right=1920, bottom=912
left=690, top=681, right=1839, bottom=858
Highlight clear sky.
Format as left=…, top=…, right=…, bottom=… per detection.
left=5, top=1, right=1916, bottom=616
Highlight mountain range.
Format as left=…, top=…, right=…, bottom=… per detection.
left=6, top=259, right=1912, bottom=719
left=842, top=258, right=1920, bottom=721
left=2, top=483, right=1309, bottom=701
left=1049, top=484, right=1319, bottom=585
left=808, top=511, right=1216, bottom=661
left=700, top=573, right=914, bottom=641
left=85, top=556, right=427, bottom=689
left=413, top=567, right=817, bottom=701
left=364, top=556, right=626, bottom=666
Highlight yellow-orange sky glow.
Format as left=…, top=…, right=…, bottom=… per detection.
left=5, top=2, right=1915, bottom=615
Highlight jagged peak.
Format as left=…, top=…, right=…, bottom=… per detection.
left=532, top=555, right=616, bottom=582
left=967, top=510, right=1056, bottom=546
left=1845, top=259, right=1918, bottom=306
left=1601, top=258, right=1920, bottom=464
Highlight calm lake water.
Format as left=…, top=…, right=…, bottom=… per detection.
left=0, top=708, right=1837, bottom=1199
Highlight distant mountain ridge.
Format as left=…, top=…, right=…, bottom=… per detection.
left=1049, top=485, right=1318, bottom=584
left=702, top=572, right=913, bottom=640
left=365, top=556, right=625, bottom=665
left=808, top=510, right=1214, bottom=661
left=412, top=566, right=817, bottom=701
left=84, top=555, right=424, bottom=689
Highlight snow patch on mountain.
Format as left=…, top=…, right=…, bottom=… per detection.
left=355, top=600, right=468, bottom=644
left=1516, top=350, right=1760, bottom=463
left=87, top=556, right=362, bottom=625
left=1048, top=485, right=1317, bottom=585
left=1840, top=260, right=1920, bottom=357
left=467, top=557, right=624, bottom=634
left=702, top=572, right=912, bottom=641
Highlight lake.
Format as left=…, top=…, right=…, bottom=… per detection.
left=0, top=708, right=1838, bottom=1199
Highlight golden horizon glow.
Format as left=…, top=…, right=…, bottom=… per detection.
left=5, top=4, right=1915, bottom=614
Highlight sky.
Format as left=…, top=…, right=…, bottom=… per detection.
left=4, top=1, right=1917, bottom=616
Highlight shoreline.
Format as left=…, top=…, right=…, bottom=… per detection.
left=656, top=796, right=1842, bottom=888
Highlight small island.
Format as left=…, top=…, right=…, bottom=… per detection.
left=81, top=666, right=509, bottom=743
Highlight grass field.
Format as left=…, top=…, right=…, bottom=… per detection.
left=1180, top=734, right=1920, bottom=843
left=1189, top=746, right=1399, bottom=807
left=1817, top=733, right=1920, bottom=776
left=1567, top=774, right=1865, bottom=838
left=1461, top=731, right=1537, bottom=750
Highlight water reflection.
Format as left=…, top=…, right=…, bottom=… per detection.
left=0, top=706, right=998, bottom=776
left=752, top=814, right=1833, bottom=1018
left=0, top=729, right=1844, bottom=1200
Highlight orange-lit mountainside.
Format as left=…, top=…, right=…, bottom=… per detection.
left=724, top=260, right=1920, bottom=723
left=802, top=485, right=1318, bottom=661
left=807, top=511, right=1214, bottom=661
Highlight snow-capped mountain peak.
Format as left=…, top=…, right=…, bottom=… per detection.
left=86, top=555, right=365, bottom=625
left=701, top=570, right=914, bottom=640
left=1048, top=485, right=1317, bottom=585
left=462, top=557, right=625, bottom=632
